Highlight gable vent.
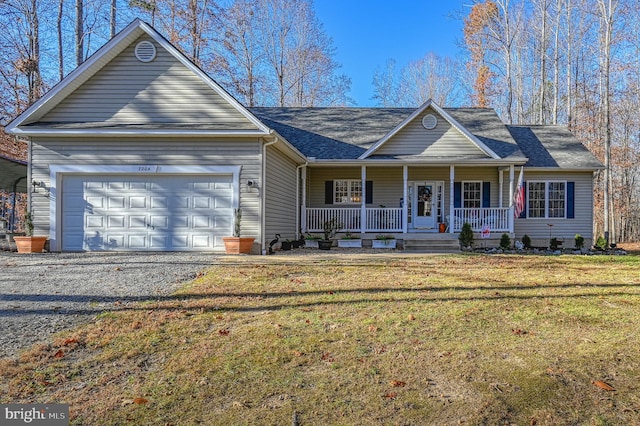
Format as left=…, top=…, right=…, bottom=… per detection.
left=135, top=41, right=157, bottom=63
left=421, top=114, right=437, bottom=130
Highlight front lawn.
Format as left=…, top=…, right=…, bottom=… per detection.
left=2, top=254, right=639, bottom=425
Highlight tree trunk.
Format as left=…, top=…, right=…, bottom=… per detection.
left=58, top=0, right=64, bottom=81
left=110, top=0, right=117, bottom=38
left=75, top=0, right=84, bottom=66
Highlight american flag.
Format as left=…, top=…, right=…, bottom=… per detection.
left=513, top=166, right=525, bottom=218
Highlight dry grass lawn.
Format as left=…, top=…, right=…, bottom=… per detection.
left=1, top=253, right=640, bottom=425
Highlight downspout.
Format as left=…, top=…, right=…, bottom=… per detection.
left=296, top=162, right=308, bottom=238
left=261, top=138, right=277, bottom=255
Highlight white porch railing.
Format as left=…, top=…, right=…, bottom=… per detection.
left=304, top=207, right=402, bottom=233
left=451, top=208, right=510, bottom=232
left=304, top=207, right=510, bottom=233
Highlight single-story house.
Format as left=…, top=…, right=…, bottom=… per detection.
left=5, top=19, right=603, bottom=253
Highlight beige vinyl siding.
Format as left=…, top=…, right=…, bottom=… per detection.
left=512, top=171, right=595, bottom=246
left=375, top=110, right=487, bottom=158
left=40, top=35, right=256, bottom=128
left=29, top=137, right=262, bottom=243
left=264, top=145, right=299, bottom=243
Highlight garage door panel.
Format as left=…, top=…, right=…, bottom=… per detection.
left=108, top=216, right=125, bottom=228
left=129, top=215, right=147, bottom=228
left=62, top=174, right=234, bottom=251
left=128, top=234, right=147, bottom=249
left=172, top=235, right=189, bottom=248
left=192, top=234, right=211, bottom=247
left=150, top=196, right=168, bottom=209
left=108, top=182, right=126, bottom=190
left=108, top=196, right=125, bottom=208
left=215, top=196, right=232, bottom=208
left=172, top=216, right=189, bottom=228
left=130, top=196, right=147, bottom=209
left=150, top=215, right=169, bottom=229
left=86, top=216, right=104, bottom=228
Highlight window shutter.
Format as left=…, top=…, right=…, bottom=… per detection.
left=519, top=181, right=527, bottom=218
left=482, top=182, right=491, bottom=208
left=365, top=181, right=373, bottom=204
left=567, top=182, right=575, bottom=218
left=454, top=182, right=462, bottom=208
left=325, top=181, right=334, bottom=205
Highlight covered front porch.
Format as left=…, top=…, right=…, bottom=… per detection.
left=299, top=164, right=520, bottom=237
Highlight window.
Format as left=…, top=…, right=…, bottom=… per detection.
left=334, top=180, right=362, bottom=204
left=462, top=181, right=481, bottom=208
left=527, top=181, right=566, bottom=218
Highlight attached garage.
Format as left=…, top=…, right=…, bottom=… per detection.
left=51, top=165, right=241, bottom=252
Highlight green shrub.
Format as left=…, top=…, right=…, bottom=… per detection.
left=574, top=234, right=585, bottom=250
left=521, top=234, right=531, bottom=249
left=500, top=233, right=511, bottom=250
left=550, top=238, right=560, bottom=250
left=458, top=222, right=474, bottom=248
left=594, top=236, right=607, bottom=250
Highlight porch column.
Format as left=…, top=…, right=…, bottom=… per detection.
left=508, top=165, right=515, bottom=233
left=449, top=165, right=455, bottom=233
left=403, top=165, right=408, bottom=234
left=301, top=166, right=307, bottom=233
left=361, top=165, right=367, bottom=234
left=499, top=169, right=504, bottom=207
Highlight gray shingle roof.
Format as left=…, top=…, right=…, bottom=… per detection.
left=250, top=107, right=410, bottom=159
left=251, top=107, right=527, bottom=161
left=251, top=107, right=602, bottom=170
left=507, top=125, right=603, bottom=169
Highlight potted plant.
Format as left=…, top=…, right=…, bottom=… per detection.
left=14, top=212, right=48, bottom=253
left=304, top=233, right=321, bottom=249
left=372, top=234, right=396, bottom=249
left=338, top=231, right=362, bottom=248
left=318, top=218, right=341, bottom=250
left=222, top=208, right=255, bottom=254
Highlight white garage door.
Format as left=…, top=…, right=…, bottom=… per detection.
left=62, top=174, right=234, bottom=251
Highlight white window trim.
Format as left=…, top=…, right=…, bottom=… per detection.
left=526, top=180, right=567, bottom=219
left=334, top=179, right=362, bottom=205
left=462, top=180, right=482, bottom=208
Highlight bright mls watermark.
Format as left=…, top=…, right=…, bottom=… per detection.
left=1, top=404, right=68, bottom=425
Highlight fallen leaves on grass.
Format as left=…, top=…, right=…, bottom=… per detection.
left=389, top=380, right=406, bottom=388
left=133, top=397, right=149, bottom=404
left=383, top=392, right=398, bottom=399
left=592, top=381, right=616, bottom=391
left=218, top=329, right=230, bottom=336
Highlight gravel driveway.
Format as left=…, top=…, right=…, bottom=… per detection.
left=0, top=252, right=218, bottom=359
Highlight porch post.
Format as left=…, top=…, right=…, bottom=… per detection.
left=449, top=165, right=455, bottom=233
left=361, top=165, right=367, bottom=234
left=499, top=169, right=504, bottom=207
left=403, top=165, right=408, bottom=234
left=508, top=164, right=515, bottom=233
left=301, top=166, right=307, bottom=233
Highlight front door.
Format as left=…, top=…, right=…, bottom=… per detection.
left=412, top=182, right=437, bottom=229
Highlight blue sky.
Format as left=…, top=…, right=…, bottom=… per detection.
left=314, top=1, right=468, bottom=106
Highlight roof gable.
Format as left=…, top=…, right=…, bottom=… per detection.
left=7, top=19, right=269, bottom=136
left=359, top=100, right=500, bottom=160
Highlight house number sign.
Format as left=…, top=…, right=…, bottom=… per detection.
left=137, top=166, right=159, bottom=172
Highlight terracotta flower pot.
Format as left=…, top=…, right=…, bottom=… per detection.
left=222, top=237, right=255, bottom=254
left=13, top=236, right=48, bottom=253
